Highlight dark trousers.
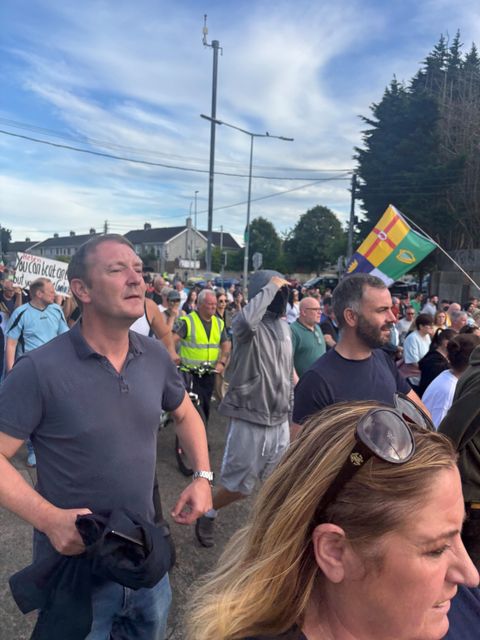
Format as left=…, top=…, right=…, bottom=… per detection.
left=462, top=507, right=480, bottom=571
left=191, top=373, right=215, bottom=423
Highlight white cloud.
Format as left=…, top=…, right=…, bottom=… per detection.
left=2, top=0, right=478, bottom=242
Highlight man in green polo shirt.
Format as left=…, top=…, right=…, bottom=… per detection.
left=290, top=296, right=326, bottom=381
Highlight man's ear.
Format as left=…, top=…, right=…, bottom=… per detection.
left=343, top=307, right=358, bottom=328
left=312, top=524, right=349, bottom=584
left=69, top=279, right=91, bottom=305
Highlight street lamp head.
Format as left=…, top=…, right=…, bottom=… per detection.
left=200, top=113, right=223, bottom=126
left=279, top=136, right=294, bottom=142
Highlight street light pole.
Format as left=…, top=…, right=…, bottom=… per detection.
left=244, top=134, right=254, bottom=296
left=200, top=114, right=293, bottom=298
left=193, top=190, right=199, bottom=276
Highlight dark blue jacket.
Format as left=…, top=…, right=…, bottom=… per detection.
left=9, top=510, right=174, bottom=640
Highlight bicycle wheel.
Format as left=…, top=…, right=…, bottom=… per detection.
left=175, top=435, right=194, bottom=476
left=174, top=403, right=208, bottom=477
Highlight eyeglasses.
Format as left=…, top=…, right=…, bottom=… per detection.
left=305, top=307, right=321, bottom=312
left=314, top=394, right=434, bottom=521
left=217, top=298, right=227, bottom=303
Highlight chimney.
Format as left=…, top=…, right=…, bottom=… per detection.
left=69, top=230, right=76, bottom=236
left=25, top=237, right=31, bottom=242
left=144, top=223, right=152, bottom=230
left=54, top=233, right=59, bottom=238
left=186, top=217, right=192, bottom=229
left=89, top=228, right=96, bottom=235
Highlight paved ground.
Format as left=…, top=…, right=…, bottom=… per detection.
left=0, top=404, right=253, bottom=639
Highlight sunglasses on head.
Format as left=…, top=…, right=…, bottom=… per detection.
left=314, top=394, right=434, bottom=522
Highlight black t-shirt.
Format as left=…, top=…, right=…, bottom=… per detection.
left=418, top=350, right=449, bottom=397
left=319, top=316, right=338, bottom=341
left=293, top=348, right=410, bottom=424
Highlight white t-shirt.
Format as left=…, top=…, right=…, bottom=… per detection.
left=403, top=331, right=431, bottom=364
left=422, top=369, right=458, bottom=428
left=286, top=303, right=299, bottom=324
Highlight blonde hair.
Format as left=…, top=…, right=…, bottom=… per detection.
left=187, top=401, right=456, bottom=640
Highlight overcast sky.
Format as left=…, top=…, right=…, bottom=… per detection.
left=1, top=0, right=479, bottom=242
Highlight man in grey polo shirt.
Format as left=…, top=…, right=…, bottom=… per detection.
left=0, top=234, right=212, bottom=639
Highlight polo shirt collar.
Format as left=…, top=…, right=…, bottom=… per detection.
left=69, top=321, right=144, bottom=359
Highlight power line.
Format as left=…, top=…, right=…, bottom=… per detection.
left=106, top=178, right=344, bottom=228
left=0, top=117, right=353, bottom=174
left=0, top=127, right=353, bottom=181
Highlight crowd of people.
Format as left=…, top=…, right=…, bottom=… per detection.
left=0, top=238, right=480, bottom=639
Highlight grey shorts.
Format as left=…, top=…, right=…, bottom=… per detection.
left=219, top=417, right=290, bottom=495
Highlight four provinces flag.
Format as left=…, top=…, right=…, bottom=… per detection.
left=345, top=204, right=436, bottom=285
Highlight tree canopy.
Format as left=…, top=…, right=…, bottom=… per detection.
left=355, top=31, right=480, bottom=250
left=283, top=205, right=346, bottom=272
left=248, top=216, right=283, bottom=270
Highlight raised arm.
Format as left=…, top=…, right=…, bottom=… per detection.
left=233, top=276, right=289, bottom=340
left=145, top=298, right=178, bottom=362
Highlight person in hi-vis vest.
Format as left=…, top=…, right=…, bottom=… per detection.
left=174, top=289, right=230, bottom=422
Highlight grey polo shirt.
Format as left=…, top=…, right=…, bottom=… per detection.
left=0, top=322, right=185, bottom=523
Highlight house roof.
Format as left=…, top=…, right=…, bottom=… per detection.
left=125, top=227, right=186, bottom=244
left=200, top=230, right=241, bottom=250
left=126, top=226, right=241, bottom=250
left=8, top=240, right=40, bottom=252
left=34, top=233, right=100, bottom=248
left=17, top=225, right=242, bottom=253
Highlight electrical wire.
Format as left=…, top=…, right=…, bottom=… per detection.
left=0, top=128, right=353, bottom=181
left=0, top=117, right=353, bottom=173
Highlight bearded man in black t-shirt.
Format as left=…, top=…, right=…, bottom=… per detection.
left=292, top=274, right=427, bottom=434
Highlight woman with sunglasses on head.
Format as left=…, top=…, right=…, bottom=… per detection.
left=188, top=400, right=479, bottom=640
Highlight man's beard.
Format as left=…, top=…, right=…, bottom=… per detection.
left=356, top=315, right=391, bottom=349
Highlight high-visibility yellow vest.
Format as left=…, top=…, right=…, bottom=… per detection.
left=179, top=311, right=224, bottom=368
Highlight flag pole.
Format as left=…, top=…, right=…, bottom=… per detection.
left=397, top=207, right=480, bottom=293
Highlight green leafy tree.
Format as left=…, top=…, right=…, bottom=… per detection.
left=248, top=217, right=282, bottom=270
left=210, top=247, right=243, bottom=272
left=283, top=206, right=346, bottom=272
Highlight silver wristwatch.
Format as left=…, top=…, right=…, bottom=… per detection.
left=192, top=470, right=214, bottom=486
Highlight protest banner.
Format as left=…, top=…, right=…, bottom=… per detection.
left=13, top=253, right=70, bottom=295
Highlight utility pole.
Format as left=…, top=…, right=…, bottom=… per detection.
left=347, top=173, right=357, bottom=260
left=203, top=15, right=221, bottom=274
left=220, top=225, right=224, bottom=286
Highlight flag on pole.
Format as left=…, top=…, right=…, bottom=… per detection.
left=345, top=204, right=436, bottom=285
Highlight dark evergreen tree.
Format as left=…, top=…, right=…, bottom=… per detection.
left=355, top=31, right=480, bottom=250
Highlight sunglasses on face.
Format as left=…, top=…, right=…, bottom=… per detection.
left=314, top=393, right=434, bottom=522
